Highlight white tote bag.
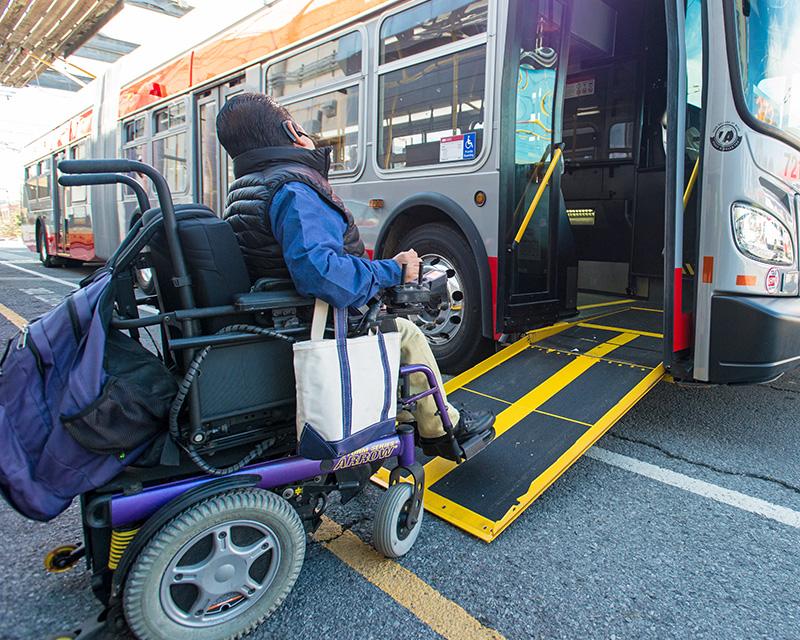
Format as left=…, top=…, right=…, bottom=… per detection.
left=292, top=300, right=401, bottom=459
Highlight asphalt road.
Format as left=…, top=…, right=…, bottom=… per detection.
left=0, top=241, right=797, bottom=640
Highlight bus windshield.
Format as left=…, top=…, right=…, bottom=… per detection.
left=732, top=0, right=800, bottom=143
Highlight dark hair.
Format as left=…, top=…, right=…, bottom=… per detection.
left=215, top=92, right=293, bottom=157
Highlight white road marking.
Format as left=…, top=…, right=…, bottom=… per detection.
left=588, top=447, right=800, bottom=530
left=20, top=287, right=63, bottom=306
left=0, top=261, right=79, bottom=288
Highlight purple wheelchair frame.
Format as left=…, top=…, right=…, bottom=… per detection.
left=108, top=364, right=450, bottom=529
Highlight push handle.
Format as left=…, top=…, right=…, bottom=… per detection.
left=58, top=172, right=151, bottom=214
left=683, top=157, right=700, bottom=208
left=511, top=145, right=564, bottom=249
left=58, top=158, right=194, bottom=312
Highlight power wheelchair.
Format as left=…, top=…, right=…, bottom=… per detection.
left=49, top=159, right=490, bottom=640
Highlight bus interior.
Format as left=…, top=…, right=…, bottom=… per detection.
left=560, top=0, right=693, bottom=308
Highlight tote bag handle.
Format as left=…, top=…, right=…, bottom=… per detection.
left=310, top=299, right=349, bottom=342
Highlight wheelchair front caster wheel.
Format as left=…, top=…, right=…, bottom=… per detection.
left=373, top=483, right=423, bottom=559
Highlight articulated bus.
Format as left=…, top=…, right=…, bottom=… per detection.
left=22, top=0, right=800, bottom=382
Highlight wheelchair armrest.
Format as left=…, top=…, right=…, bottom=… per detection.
left=233, top=290, right=314, bottom=312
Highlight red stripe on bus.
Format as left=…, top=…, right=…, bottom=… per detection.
left=488, top=256, right=499, bottom=339
left=673, top=267, right=692, bottom=352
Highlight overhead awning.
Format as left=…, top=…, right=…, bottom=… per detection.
left=0, top=0, right=123, bottom=88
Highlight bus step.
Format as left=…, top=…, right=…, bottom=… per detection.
left=375, top=303, right=665, bottom=542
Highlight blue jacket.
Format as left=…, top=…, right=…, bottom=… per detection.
left=270, top=182, right=401, bottom=308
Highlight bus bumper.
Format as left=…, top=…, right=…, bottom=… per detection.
left=709, top=294, right=800, bottom=383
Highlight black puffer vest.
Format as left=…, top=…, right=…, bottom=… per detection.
left=224, top=146, right=365, bottom=282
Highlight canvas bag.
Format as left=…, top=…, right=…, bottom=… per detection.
left=293, top=300, right=400, bottom=459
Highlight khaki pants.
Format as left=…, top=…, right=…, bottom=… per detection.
left=395, top=317, right=460, bottom=438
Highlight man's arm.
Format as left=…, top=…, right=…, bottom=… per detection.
left=270, top=183, right=402, bottom=308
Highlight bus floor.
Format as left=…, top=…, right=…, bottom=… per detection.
left=375, top=298, right=665, bottom=541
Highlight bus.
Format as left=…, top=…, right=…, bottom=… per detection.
left=21, top=0, right=800, bottom=383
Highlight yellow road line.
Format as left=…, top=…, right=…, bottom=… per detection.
left=577, top=298, right=635, bottom=310
left=422, top=333, right=639, bottom=488
left=314, top=517, right=505, bottom=640
left=578, top=322, right=663, bottom=339
left=0, top=303, right=27, bottom=329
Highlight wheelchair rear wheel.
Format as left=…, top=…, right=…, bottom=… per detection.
left=123, top=489, right=305, bottom=640
left=372, top=483, right=424, bottom=559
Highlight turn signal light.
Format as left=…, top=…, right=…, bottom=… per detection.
left=368, top=199, right=384, bottom=209
left=474, top=191, right=487, bottom=207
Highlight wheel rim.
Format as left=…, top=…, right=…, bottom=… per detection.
left=417, top=253, right=465, bottom=347
left=135, top=267, right=154, bottom=291
left=159, top=519, right=281, bottom=628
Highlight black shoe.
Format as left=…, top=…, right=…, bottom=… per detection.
left=419, top=409, right=495, bottom=461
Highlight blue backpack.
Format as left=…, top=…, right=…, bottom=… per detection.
left=0, top=271, right=177, bottom=521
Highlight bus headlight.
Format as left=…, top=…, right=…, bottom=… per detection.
left=731, top=202, right=795, bottom=266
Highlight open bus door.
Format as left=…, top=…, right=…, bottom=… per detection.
left=496, top=0, right=578, bottom=335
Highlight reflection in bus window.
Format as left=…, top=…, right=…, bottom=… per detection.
left=286, top=87, right=360, bottom=173
left=733, top=0, right=800, bottom=141
left=267, top=32, right=362, bottom=98
left=122, top=115, right=148, bottom=193
left=153, top=132, right=188, bottom=193
left=379, top=0, right=488, bottom=65
left=378, top=45, right=486, bottom=170
left=198, top=101, right=219, bottom=209
left=686, top=0, right=703, bottom=109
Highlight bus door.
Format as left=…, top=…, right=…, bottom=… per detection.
left=52, top=152, right=67, bottom=255
left=686, top=0, right=800, bottom=383
left=194, top=75, right=245, bottom=213
left=497, top=0, right=577, bottom=334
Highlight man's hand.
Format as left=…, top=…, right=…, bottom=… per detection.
left=393, top=249, right=421, bottom=283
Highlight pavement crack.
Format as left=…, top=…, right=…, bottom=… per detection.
left=607, top=433, right=800, bottom=496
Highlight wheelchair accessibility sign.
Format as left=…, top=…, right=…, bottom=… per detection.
left=440, top=132, right=477, bottom=162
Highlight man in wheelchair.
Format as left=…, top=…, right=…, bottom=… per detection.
left=216, top=93, right=495, bottom=462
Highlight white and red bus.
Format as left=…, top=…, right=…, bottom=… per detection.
left=21, top=0, right=800, bottom=381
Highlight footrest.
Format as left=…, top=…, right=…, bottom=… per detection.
left=459, top=428, right=495, bottom=461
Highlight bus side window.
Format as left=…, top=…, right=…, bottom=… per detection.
left=122, top=116, right=148, bottom=194
left=266, top=31, right=363, bottom=176
left=376, top=0, right=489, bottom=171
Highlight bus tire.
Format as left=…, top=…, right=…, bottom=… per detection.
left=37, top=224, right=60, bottom=268
left=397, top=223, right=490, bottom=373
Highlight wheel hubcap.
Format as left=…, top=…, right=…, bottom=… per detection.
left=160, top=520, right=280, bottom=628
left=415, top=254, right=465, bottom=347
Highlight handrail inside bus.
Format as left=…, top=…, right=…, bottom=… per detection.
left=58, top=172, right=151, bottom=214
left=512, top=146, right=563, bottom=249
left=683, top=157, right=701, bottom=208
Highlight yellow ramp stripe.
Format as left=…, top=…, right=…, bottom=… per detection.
left=422, top=333, right=639, bottom=488
left=444, top=334, right=532, bottom=394
left=578, top=322, right=663, bottom=339
left=577, top=298, right=635, bottom=310
left=315, top=517, right=505, bottom=640
left=0, top=303, right=26, bottom=330
left=485, top=364, right=665, bottom=540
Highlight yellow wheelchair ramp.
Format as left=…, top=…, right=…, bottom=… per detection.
left=376, top=304, right=665, bottom=542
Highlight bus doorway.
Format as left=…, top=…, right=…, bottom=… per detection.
left=561, top=0, right=673, bottom=306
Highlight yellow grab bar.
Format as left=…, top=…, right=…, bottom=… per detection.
left=683, top=157, right=700, bottom=208
left=512, top=146, right=563, bottom=248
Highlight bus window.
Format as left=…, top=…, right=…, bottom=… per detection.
left=377, top=45, right=487, bottom=170
left=152, top=102, right=189, bottom=193
left=122, top=115, right=148, bottom=193
left=198, top=99, right=219, bottom=208
left=731, top=0, right=800, bottom=143
left=67, top=142, right=88, bottom=207
left=266, top=31, right=362, bottom=98
left=379, top=0, right=488, bottom=65
left=24, top=164, right=38, bottom=204
left=285, top=87, right=360, bottom=173
left=37, top=161, right=50, bottom=201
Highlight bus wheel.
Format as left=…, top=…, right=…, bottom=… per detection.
left=398, top=223, right=490, bottom=373
left=38, top=226, right=59, bottom=268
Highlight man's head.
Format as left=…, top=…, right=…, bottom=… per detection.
left=216, top=92, right=315, bottom=158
